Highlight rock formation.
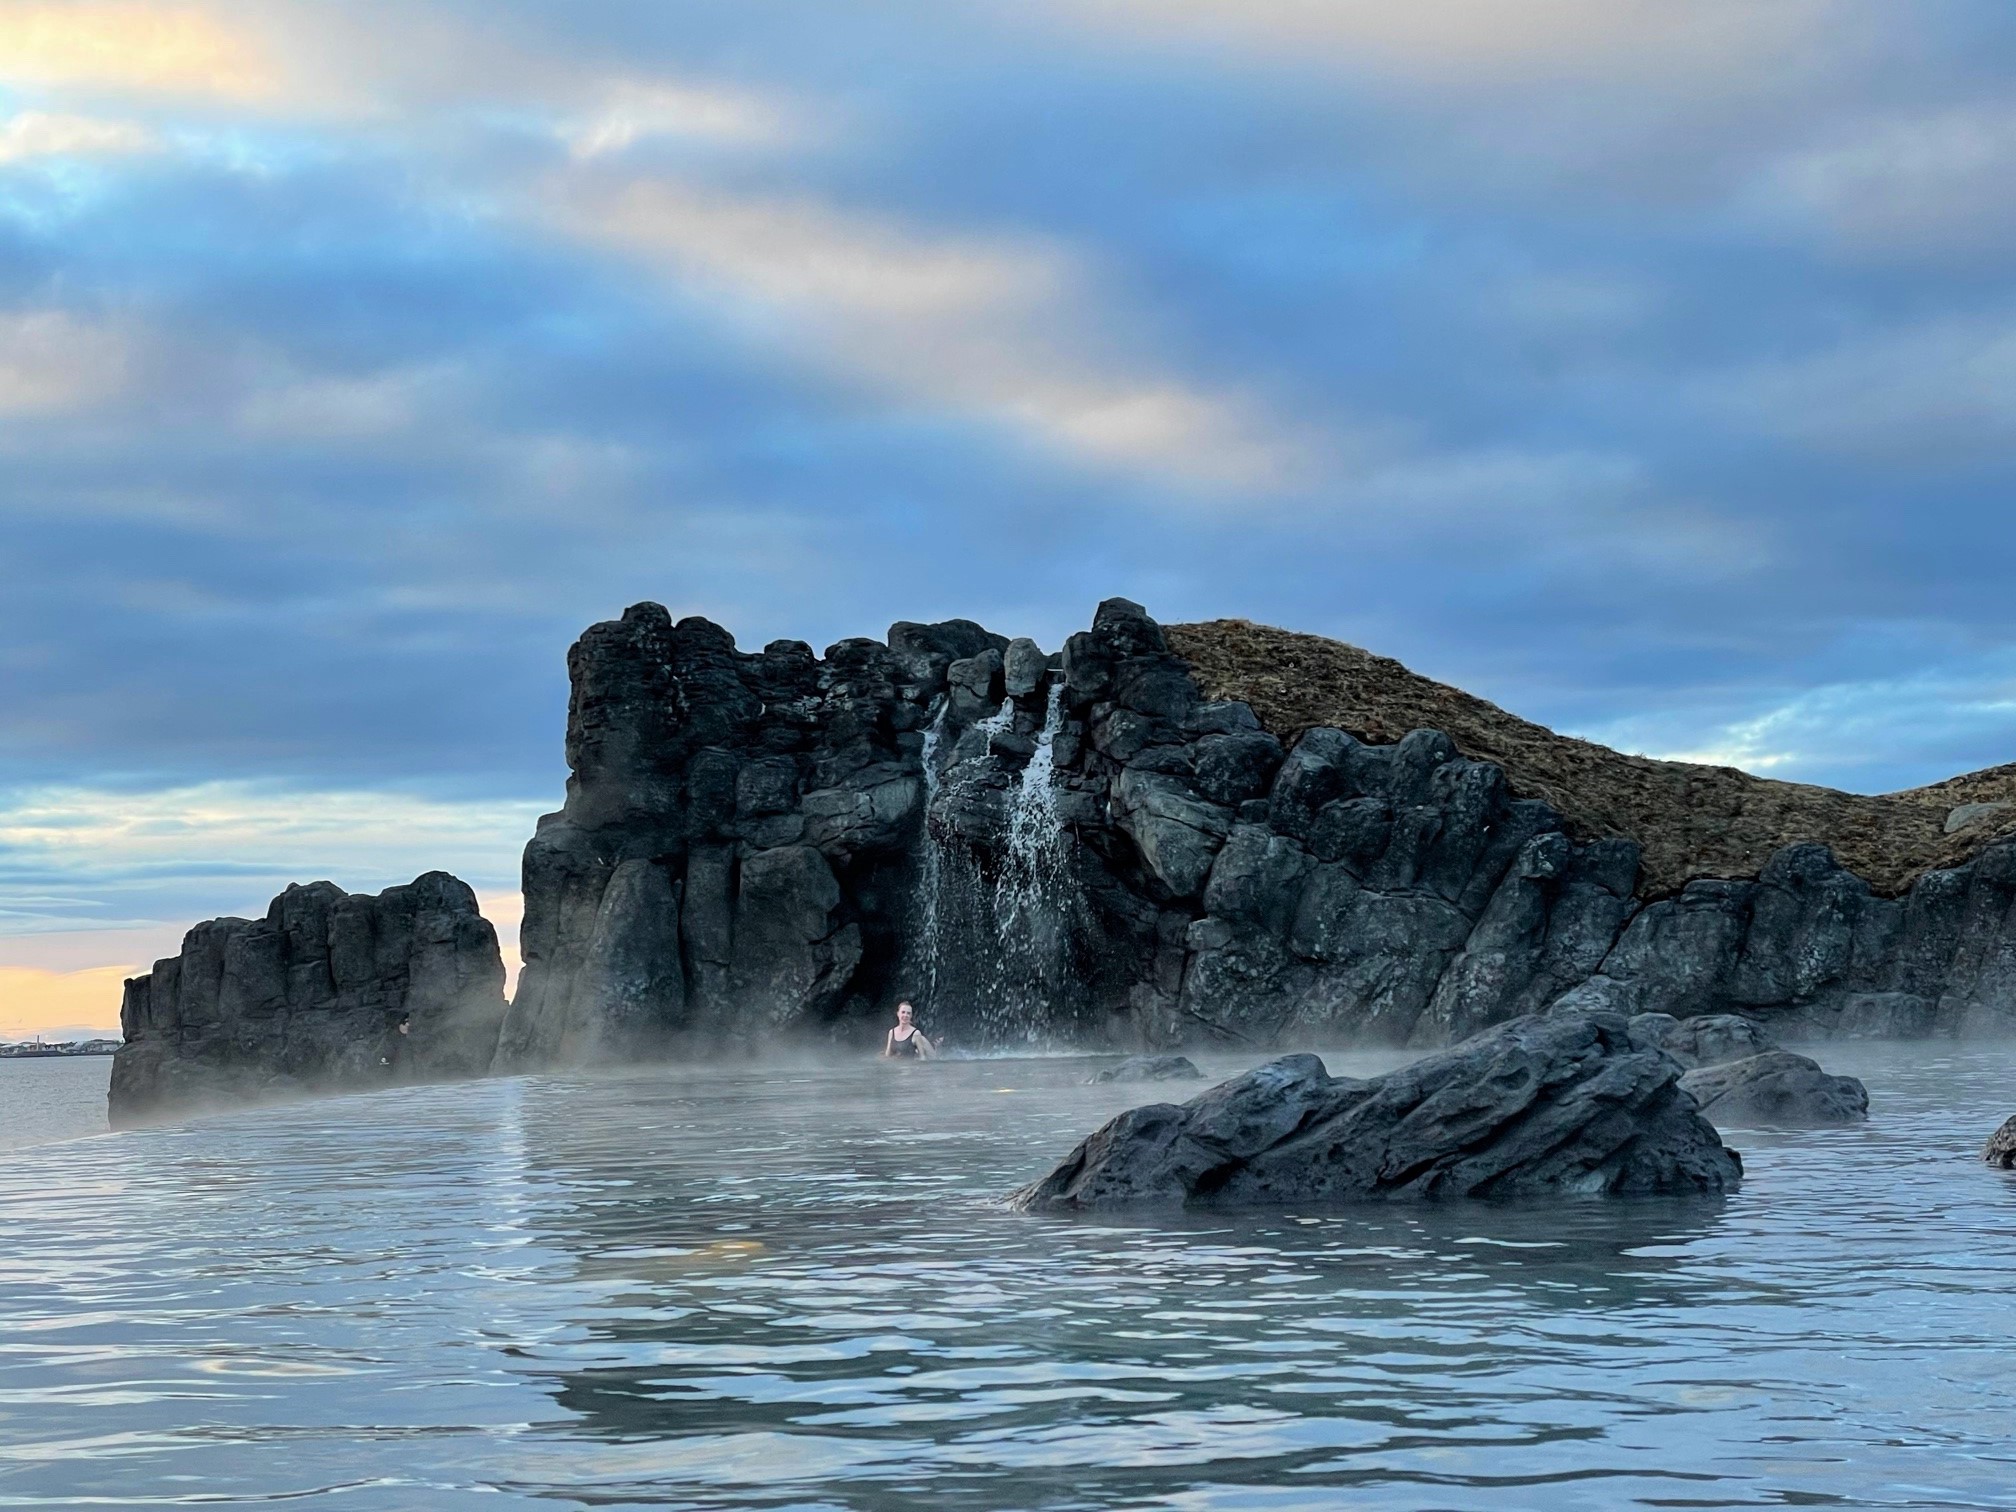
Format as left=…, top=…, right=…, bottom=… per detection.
left=1983, top=1115, right=2016, bottom=1168
left=115, top=596, right=2016, bottom=1118
left=1012, top=1011, right=1742, bottom=1212
left=497, top=596, right=2016, bottom=1063
left=1088, top=1054, right=1205, bottom=1084
left=1679, top=1052, right=1869, bottom=1128
left=110, top=872, right=507, bottom=1126
left=1628, top=1012, right=1776, bottom=1070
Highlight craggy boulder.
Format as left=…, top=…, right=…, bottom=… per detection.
left=1013, top=1011, right=1741, bottom=1212
left=1630, top=1012, right=1777, bottom=1069
left=1983, top=1115, right=2016, bottom=1168
left=1679, top=1051, right=1869, bottom=1128
left=1087, top=1054, right=1205, bottom=1085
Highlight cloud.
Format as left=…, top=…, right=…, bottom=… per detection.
left=547, top=175, right=1315, bottom=490
left=0, top=780, right=543, bottom=940
left=1756, top=102, right=2016, bottom=257
left=0, top=109, right=154, bottom=163
left=0, top=310, right=130, bottom=415
left=1583, top=645, right=2016, bottom=790
left=1041, top=0, right=1843, bottom=85
left=1708, top=312, right=2016, bottom=459
left=559, top=79, right=801, bottom=158
left=0, top=2, right=277, bottom=100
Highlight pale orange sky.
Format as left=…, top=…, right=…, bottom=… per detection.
left=0, top=891, right=524, bottom=1042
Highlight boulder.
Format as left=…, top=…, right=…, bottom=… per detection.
left=1631, top=1012, right=1776, bottom=1069
left=1982, top=1114, right=2016, bottom=1168
left=1087, top=1054, right=1205, bottom=1085
left=1679, top=1051, right=1868, bottom=1128
left=1013, top=1012, right=1741, bottom=1212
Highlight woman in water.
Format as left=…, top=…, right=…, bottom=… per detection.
left=883, top=1001, right=936, bottom=1060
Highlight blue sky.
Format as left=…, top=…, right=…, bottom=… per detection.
left=5, top=0, right=2016, bottom=1028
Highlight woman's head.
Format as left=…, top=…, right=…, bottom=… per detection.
left=895, top=1001, right=914, bottom=1024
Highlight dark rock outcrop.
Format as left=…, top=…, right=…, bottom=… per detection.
left=1983, top=1115, right=2016, bottom=1167
left=496, top=596, right=2016, bottom=1064
left=110, top=872, right=507, bottom=1126
left=1679, top=1052, right=1869, bottom=1128
left=1012, top=1011, right=1741, bottom=1212
left=1088, top=1054, right=1204, bottom=1084
left=1629, top=1012, right=1776, bottom=1069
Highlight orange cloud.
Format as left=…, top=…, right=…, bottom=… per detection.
left=0, top=2, right=277, bottom=100
left=0, top=965, right=130, bottom=1039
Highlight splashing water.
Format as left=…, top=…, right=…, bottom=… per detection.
left=908, top=681, right=1081, bottom=1046
left=990, top=682, right=1073, bottom=1037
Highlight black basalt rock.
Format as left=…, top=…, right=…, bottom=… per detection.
left=1012, top=1011, right=1742, bottom=1212
left=110, top=872, right=508, bottom=1127
left=1679, top=1051, right=1869, bottom=1128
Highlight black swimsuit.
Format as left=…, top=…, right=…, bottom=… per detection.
left=889, top=1030, right=921, bottom=1058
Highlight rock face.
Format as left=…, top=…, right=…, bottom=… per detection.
left=497, top=596, right=2016, bottom=1061
left=1088, top=1054, right=1205, bottom=1084
left=1012, top=1012, right=1742, bottom=1212
left=1679, top=1052, right=1869, bottom=1128
left=110, top=872, right=507, bottom=1126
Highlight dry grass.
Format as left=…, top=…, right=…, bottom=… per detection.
left=1167, top=619, right=2005, bottom=898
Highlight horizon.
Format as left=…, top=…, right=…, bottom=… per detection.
left=10, top=1, right=2016, bottom=1036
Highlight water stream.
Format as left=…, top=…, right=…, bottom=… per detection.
left=910, top=681, right=1079, bottom=1045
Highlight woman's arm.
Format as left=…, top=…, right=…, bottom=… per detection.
left=882, top=1029, right=895, bottom=1058
left=915, top=1031, right=936, bottom=1060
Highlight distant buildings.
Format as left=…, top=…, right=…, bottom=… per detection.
left=0, top=1038, right=120, bottom=1058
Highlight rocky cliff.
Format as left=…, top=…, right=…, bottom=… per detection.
left=110, top=872, right=507, bottom=1126
left=498, top=597, right=2016, bottom=1062
left=117, top=596, right=2016, bottom=1121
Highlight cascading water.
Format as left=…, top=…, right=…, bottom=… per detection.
left=906, top=678, right=1081, bottom=1048
left=910, top=701, right=949, bottom=1005
left=988, top=682, right=1073, bottom=1038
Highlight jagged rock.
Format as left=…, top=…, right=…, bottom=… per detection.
left=1983, top=1115, right=2016, bottom=1167
left=433, top=597, right=2016, bottom=1079
left=1087, top=1054, right=1205, bottom=1084
left=1013, top=1012, right=1742, bottom=1212
left=1630, top=1012, right=1776, bottom=1069
left=1003, top=637, right=1049, bottom=698
left=1680, top=1052, right=1869, bottom=1128
left=110, top=872, right=507, bottom=1126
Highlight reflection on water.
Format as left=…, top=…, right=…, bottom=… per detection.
left=3, top=1043, right=2016, bottom=1509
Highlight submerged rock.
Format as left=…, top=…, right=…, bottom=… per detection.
left=1631, top=1012, right=1777, bottom=1069
left=1983, top=1115, right=2016, bottom=1168
left=1679, top=1052, right=1869, bottom=1128
left=1087, top=1054, right=1205, bottom=1085
left=1013, top=1012, right=1741, bottom=1213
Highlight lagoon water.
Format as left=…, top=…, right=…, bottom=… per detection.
left=0, top=1054, right=112, bottom=1151
left=3, top=1043, right=2016, bottom=1510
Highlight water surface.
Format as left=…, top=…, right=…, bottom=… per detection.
left=3, top=1043, right=2014, bottom=1509
left=0, top=1055, right=111, bottom=1152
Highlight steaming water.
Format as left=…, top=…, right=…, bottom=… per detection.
left=5, top=1042, right=2016, bottom=1510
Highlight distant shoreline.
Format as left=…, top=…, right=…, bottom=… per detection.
left=0, top=1042, right=121, bottom=1060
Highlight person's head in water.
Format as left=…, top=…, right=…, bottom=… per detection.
left=884, top=1000, right=934, bottom=1059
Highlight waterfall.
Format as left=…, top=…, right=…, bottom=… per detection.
left=912, top=701, right=948, bottom=1005
left=988, top=681, right=1074, bottom=1041
left=908, top=677, right=1080, bottom=1047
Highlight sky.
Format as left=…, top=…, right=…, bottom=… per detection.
left=5, top=0, right=2016, bottom=1035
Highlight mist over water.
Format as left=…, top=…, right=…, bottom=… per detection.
left=5, top=1043, right=2016, bottom=1509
